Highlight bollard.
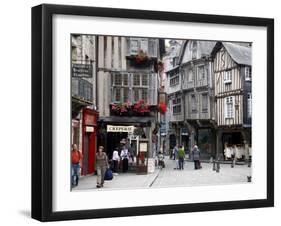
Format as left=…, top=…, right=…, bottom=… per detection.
left=248, top=160, right=251, bottom=168
left=213, top=161, right=216, bottom=171
left=216, top=161, right=220, bottom=173
left=231, top=159, right=234, bottom=168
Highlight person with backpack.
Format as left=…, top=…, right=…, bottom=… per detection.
left=71, top=144, right=83, bottom=187
left=95, top=146, right=109, bottom=188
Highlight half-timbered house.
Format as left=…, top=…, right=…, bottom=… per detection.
left=211, top=42, right=252, bottom=160
left=178, top=40, right=216, bottom=158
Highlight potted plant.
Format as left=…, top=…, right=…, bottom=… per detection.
left=133, top=99, right=150, bottom=115
left=111, top=101, right=131, bottom=115
left=157, top=102, right=167, bottom=115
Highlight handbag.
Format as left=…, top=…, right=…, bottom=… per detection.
left=104, top=168, right=113, bottom=180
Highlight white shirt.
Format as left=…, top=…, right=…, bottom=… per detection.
left=121, top=149, right=129, bottom=160
left=112, top=150, right=120, bottom=161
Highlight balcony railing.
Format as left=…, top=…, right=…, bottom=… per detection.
left=72, top=77, right=93, bottom=103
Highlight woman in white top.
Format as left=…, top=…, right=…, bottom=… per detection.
left=112, top=148, right=120, bottom=173
left=120, top=146, right=130, bottom=172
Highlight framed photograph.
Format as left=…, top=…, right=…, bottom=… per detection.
left=32, top=4, right=274, bottom=221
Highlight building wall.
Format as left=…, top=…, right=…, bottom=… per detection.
left=214, top=47, right=244, bottom=126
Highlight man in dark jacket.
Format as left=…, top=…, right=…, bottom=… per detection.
left=192, top=145, right=201, bottom=170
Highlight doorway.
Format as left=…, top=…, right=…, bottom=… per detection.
left=106, top=132, right=128, bottom=159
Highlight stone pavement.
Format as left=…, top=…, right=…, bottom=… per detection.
left=72, top=157, right=251, bottom=191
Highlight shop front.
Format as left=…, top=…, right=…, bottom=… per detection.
left=217, top=127, right=251, bottom=161
left=98, top=116, right=156, bottom=173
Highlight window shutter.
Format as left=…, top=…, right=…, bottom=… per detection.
left=149, top=73, right=157, bottom=105
left=224, top=97, right=228, bottom=119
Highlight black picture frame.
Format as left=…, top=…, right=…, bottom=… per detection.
left=32, top=4, right=274, bottom=222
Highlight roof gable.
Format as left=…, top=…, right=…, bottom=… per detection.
left=211, top=42, right=252, bottom=66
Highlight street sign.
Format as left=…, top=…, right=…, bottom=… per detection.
left=72, top=63, right=93, bottom=78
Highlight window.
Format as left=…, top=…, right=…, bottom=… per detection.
left=130, top=38, right=139, bottom=55
left=123, top=74, right=128, bottom=86
left=114, top=74, right=122, bottom=86
left=142, top=74, right=148, bottom=86
left=224, top=70, right=232, bottom=84
left=245, top=67, right=252, bottom=81
left=114, top=88, right=121, bottom=102
left=133, top=74, right=141, bottom=86
left=170, top=75, right=179, bottom=86
left=132, top=74, right=149, bottom=102
left=141, top=89, right=148, bottom=100
left=140, top=38, right=148, bottom=54
left=188, top=70, right=193, bottom=82
left=202, top=94, right=208, bottom=112
left=191, top=95, right=197, bottom=112
left=225, top=96, right=234, bottom=118
left=112, top=73, right=129, bottom=102
left=172, top=97, right=181, bottom=115
left=71, top=46, right=77, bottom=61
left=247, top=93, right=252, bottom=118
left=128, top=38, right=157, bottom=57
left=133, top=88, right=140, bottom=102
left=197, top=65, right=205, bottom=80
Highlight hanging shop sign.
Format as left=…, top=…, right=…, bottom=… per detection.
left=107, top=125, right=135, bottom=133
left=85, top=126, right=94, bottom=132
left=72, top=63, right=93, bottom=78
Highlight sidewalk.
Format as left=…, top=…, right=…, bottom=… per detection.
left=72, top=168, right=161, bottom=191
left=72, top=158, right=251, bottom=191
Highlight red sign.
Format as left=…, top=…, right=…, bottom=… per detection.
left=83, top=109, right=98, bottom=126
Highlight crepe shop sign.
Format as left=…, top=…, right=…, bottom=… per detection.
left=107, top=125, right=134, bottom=133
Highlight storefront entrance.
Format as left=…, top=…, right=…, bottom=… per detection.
left=106, top=132, right=128, bottom=159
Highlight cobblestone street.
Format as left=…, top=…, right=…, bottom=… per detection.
left=73, top=157, right=251, bottom=191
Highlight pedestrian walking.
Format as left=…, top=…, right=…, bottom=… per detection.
left=71, top=144, right=83, bottom=187
left=192, top=145, right=201, bottom=170
left=172, top=144, right=178, bottom=160
left=95, top=146, right=109, bottom=188
left=120, top=144, right=130, bottom=172
left=158, top=151, right=165, bottom=169
left=112, top=147, right=120, bottom=174
left=178, top=145, right=185, bottom=170
left=173, top=144, right=179, bottom=169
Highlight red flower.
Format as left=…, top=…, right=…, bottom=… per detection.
left=133, top=100, right=150, bottom=114
left=158, top=102, right=167, bottom=114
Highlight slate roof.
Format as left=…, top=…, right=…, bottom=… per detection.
left=221, top=42, right=252, bottom=66
left=180, top=41, right=216, bottom=64
left=198, top=41, right=217, bottom=56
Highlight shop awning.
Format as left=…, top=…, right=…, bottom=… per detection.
left=98, top=116, right=155, bottom=126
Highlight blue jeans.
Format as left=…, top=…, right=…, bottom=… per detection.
left=178, top=157, right=184, bottom=170
left=72, top=164, right=80, bottom=186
